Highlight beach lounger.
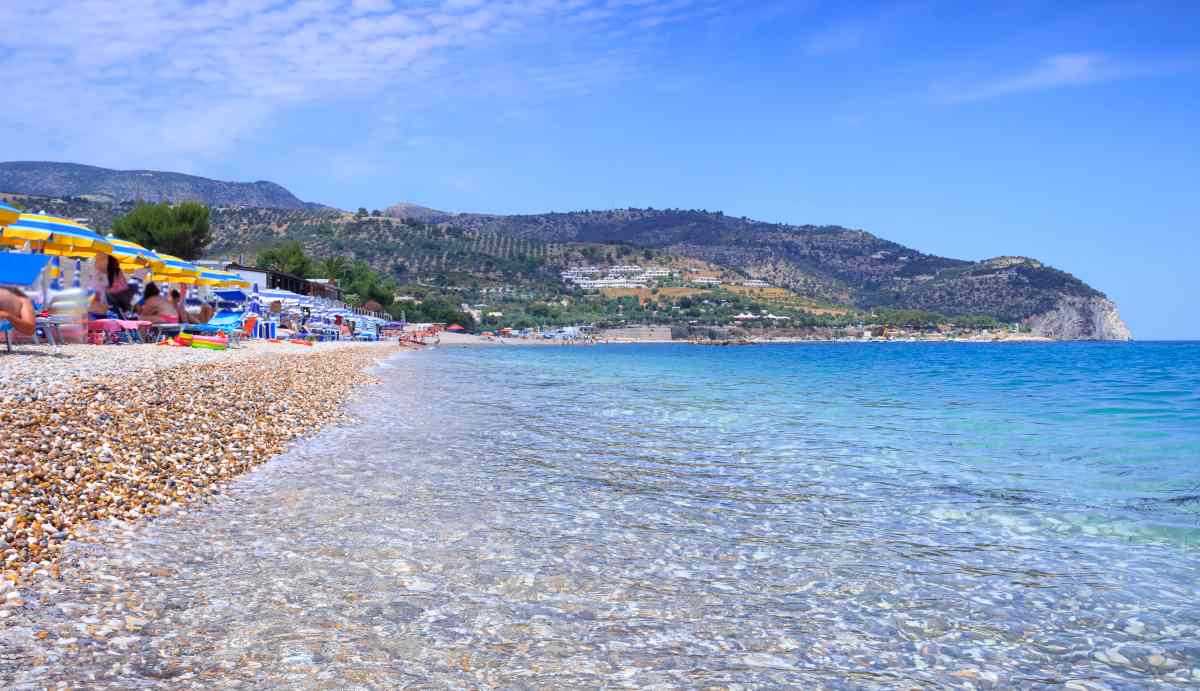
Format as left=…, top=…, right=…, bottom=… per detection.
left=0, top=252, right=56, bottom=353
left=89, top=315, right=150, bottom=344
left=185, top=310, right=246, bottom=348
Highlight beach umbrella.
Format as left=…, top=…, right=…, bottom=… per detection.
left=0, top=200, right=19, bottom=227
left=197, top=268, right=251, bottom=288
left=258, top=288, right=304, bottom=302
left=446, top=323, right=465, bottom=332
left=1, top=214, right=113, bottom=258
left=106, top=236, right=166, bottom=273
left=214, top=270, right=251, bottom=288
left=150, top=253, right=203, bottom=284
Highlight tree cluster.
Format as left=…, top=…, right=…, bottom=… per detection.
left=255, top=241, right=400, bottom=314
left=112, top=201, right=212, bottom=260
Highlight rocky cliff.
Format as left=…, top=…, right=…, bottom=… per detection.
left=1024, top=295, right=1133, bottom=341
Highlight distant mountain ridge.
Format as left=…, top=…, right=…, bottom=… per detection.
left=0, top=157, right=1132, bottom=340
left=404, top=205, right=1131, bottom=340
left=0, top=161, right=314, bottom=210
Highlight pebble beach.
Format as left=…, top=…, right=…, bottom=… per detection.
left=0, top=341, right=400, bottom=596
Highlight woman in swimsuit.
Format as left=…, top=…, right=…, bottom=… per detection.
left=137, top=283, right=179, bottom=324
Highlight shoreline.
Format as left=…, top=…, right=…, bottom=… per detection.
left=0, top=341, right=402, bottom=598
left=435, top=332, right=1059, bottom=347
left=0, top=340, right=1193, bottom=686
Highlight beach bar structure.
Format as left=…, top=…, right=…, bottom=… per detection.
left=223, top=264, right=343, bottom=302
left=226, top=264, right=307, bottom=295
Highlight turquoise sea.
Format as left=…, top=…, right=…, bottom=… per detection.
left=9, top=342, right=1200, bottom=687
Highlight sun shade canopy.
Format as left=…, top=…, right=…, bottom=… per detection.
left=0, top=251, right=52, bottom=287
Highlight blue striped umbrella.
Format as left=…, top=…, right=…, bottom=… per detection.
left=1, top=213, right=113, bottom=258
left=150, top=253, right=202, bottom=284
left=0, top=200, right=19, bottom=227
left=195, top=268, right=250, bottom=287
left=106, top=236, right=166, bottom=272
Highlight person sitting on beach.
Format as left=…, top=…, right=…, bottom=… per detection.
left=136, top=282, right=178, bottom=324
left=88, top=254, right=133, bottom=319
left=0, top=285, right=37, bottom=336
left=168, top=288, right=214, bottom=324
left=169, top=288, right=190, bottom=323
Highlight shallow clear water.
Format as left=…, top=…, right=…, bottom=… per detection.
left=5, top=342, right=1200, bottom=688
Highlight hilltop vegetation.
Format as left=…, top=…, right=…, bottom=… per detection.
left=0, top=162, right=312, bottom=209
left=444, top=207, right=1104, bottom=324
left=0, top=185, right=1131, bottom=338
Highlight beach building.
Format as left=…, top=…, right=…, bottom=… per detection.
left=691, top=275, right=721, bottom=286
left=560, top=266, right=603, bottom=283
left=574, top=275, right=648, bottom=289
left=306, top=278, right=343, bottom=302
left=741, top=279, right=770, bottom=288
left=225, top=263, right=342, bottom=301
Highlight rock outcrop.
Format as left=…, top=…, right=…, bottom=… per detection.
left=382, top=202, right=450, bottom=222
left=1026, top=296, right=1133, bottom=341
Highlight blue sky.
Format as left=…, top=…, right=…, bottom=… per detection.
left=1, top=1, right=1197, bottom=338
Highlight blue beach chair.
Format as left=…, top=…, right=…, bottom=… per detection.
left=0, top=252, right=54, bottom=353
left=186, top=309, right=246, bottom=347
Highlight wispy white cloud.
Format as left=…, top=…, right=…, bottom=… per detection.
left=0, top=0, right=710, bottom=169
left=804, top=22, right=866, bottom=56
left=799, top=2, right=909, bottom=57
left=937, top=53, right=1149, bottom=103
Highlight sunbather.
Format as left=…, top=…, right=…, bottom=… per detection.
left=169, top=288, right=214, bottom=324
left=0, top=285, right=37, bottom=336
left=137, top=283, right=178, bottom=324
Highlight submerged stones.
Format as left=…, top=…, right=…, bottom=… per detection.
left=0, top=343, right=397, bottom=591
left=3, top=344, right=1199, bottom=687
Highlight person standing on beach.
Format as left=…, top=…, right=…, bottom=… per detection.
left=88, top=254, right=135, bottom=318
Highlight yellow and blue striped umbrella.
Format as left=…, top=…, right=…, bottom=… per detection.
left=107, top=236, right=166, bottom=272
left=0, top=200, right=19, bottom=227
left=150, top=253, right=202, bottom=284
left=198, top=268, right=251, bottom=287
left=0, top=213, right=113, bottom=258
left=217, top=271, right=251, bottom=288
